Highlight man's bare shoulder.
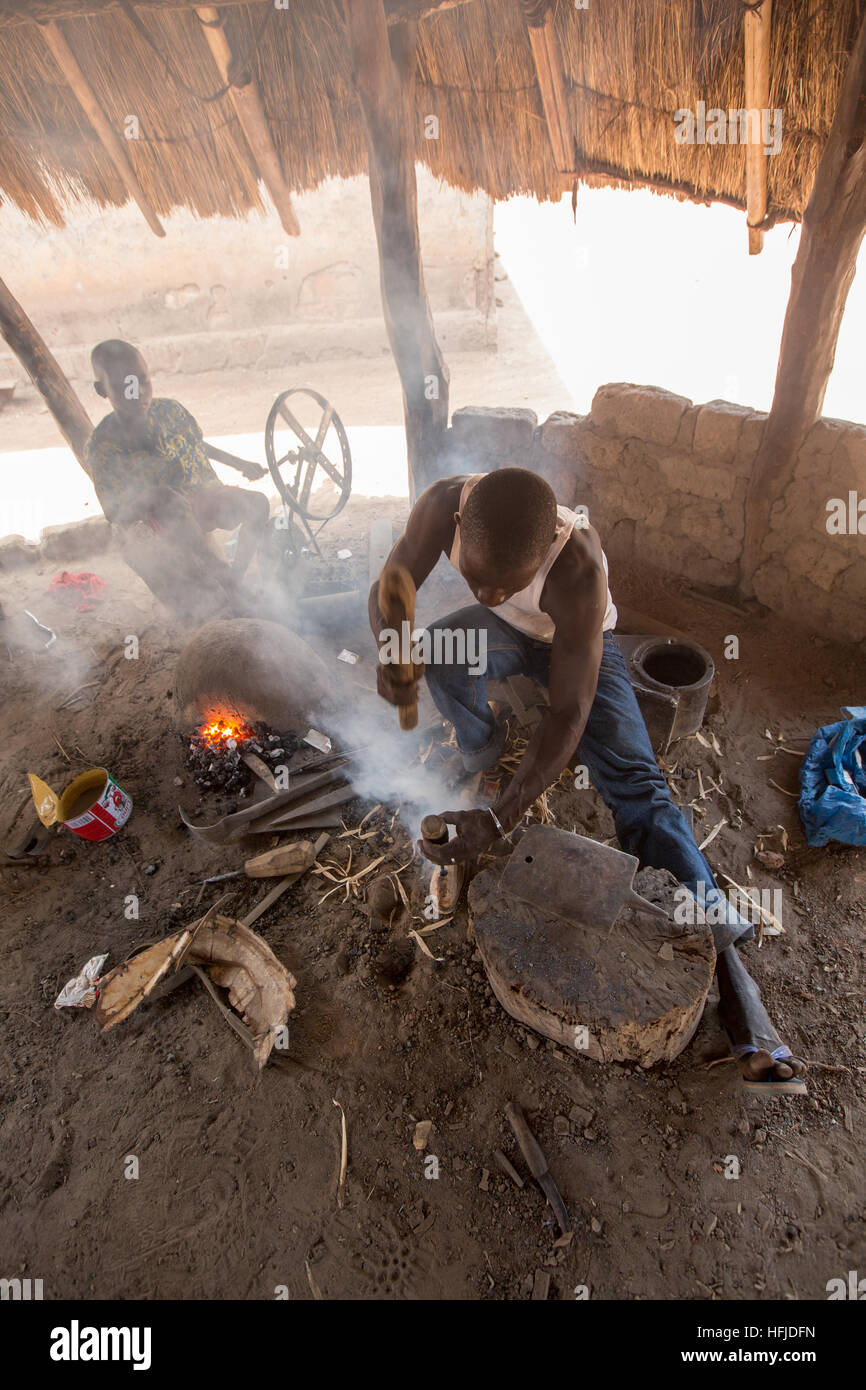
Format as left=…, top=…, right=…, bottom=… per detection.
left=408, top=475, right=471, bottom=546
left=544, top=521, right=607, bottom=610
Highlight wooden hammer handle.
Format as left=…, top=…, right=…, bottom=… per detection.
left=378, top=563, right=418, bottom=732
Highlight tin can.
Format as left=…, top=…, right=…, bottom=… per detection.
left=57, top=768, right=133, bottom=842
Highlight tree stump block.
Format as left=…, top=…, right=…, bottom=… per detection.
left=469, top=865, right=715, bottom=1067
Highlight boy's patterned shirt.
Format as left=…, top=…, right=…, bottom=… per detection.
left=85, top=398, right=218, bottom=521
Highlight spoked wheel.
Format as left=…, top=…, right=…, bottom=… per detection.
left=265, top=387, right=352, bottom=524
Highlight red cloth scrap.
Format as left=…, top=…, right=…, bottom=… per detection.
left=46, top=571, right=108, bottom=612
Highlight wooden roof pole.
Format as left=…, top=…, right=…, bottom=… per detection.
left=740, top=10, right=866, bottom=593
left=525, top=8, right=572, bottom=172
left=194, top=7, right=299, bottom=237
left=40, top=20, right=165, bottom=237
left=744, top=0, right=772, bottom=255
left=344, top=0, right=449, bottom=502
left=0, top=275, right=93, bottom=470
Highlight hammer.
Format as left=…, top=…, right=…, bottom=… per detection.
left=377, top=563, right=418, bottom=732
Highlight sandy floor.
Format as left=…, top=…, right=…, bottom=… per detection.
left=1, top=493, right=864, bottom=1301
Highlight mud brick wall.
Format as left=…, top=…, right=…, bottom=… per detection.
left=444, top=386, right=866, bottom=645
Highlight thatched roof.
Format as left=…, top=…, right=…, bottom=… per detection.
left=0, top=0, right=860, bottom=228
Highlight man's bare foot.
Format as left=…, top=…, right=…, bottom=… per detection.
left=716, top=944, right=807, bottom=1092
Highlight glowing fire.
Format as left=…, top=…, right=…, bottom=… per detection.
left=197, top=713, right=254, bottom=751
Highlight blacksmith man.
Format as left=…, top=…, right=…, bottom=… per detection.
left=370, top=467, right=806, bottom=1094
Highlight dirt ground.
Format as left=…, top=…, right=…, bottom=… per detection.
left=1, top=484, right=864, bottom=1304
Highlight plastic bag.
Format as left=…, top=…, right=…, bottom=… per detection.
left=798, top=706, right=866, bottom=847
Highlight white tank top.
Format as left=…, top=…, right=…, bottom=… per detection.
left=448, top=475, right=617, bottom=643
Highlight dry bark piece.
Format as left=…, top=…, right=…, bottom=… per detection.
left=94, top=915, right=296, bottom=1070
left=95, top=932, right=192, bottom=1031
left=190, top=915, right=296, bottom=1069
left=469, top=865, right=714, bottom=1067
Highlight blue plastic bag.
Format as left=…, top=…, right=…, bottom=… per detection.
left=799, top=706, right=866, bottom=847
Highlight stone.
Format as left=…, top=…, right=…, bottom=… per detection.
left=692, top=401, right=752, bottom=463
left=530, top=445, right=579, bottom=508
left=738, top=411, right=767, bottom=464
left=0, top=534, right=40, bottom=570
left=660, top=454, right=736, bottom=503
left=538, top=410, right=586, bottom=461
left=39, top=516, right=111, bottom=562
left=450, top=405, right=538, bottom=459
left=577, top=429, right=624, bottom=473
left=590, top=383, right=692, bottom=447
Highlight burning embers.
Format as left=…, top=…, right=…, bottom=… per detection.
left=185, top=712, right=302, bottom=797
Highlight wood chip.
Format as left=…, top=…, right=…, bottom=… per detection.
left=768, top=779, right=799, bottom=799
left=304, top=1258, right=324, bottom=1301
left=698, top=818, right=727, bottom=851
left=531, top=1269, right=551, bottom=1301
left=408, top=930, right=444, bottom=962
left=333, top=1098, right=348, bottom=1208
left=413, top=1120, right=433, bottom=1151
left=492, top=1148, right=524, bottom=1188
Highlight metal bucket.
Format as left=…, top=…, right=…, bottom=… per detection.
left=629, top=637, right=715, bottom=742
left=57, top=768, right=133, bottom=842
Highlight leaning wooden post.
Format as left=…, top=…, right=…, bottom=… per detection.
left=740, top=12, right=866, bottom=593
left=194, top=7, right=300, bottom=237
left=344, top=0, right=449, bottom=501
left=41, top=19, right=165, bottom=238
left=744, top=0, right=772, bottom=255
left=0, top=275, right=93, bottom=471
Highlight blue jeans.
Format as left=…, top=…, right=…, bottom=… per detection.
left=425, top=605, right=752, bottom=951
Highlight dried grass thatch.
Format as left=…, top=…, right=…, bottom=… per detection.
left=0, top=0, right=860, bottom=227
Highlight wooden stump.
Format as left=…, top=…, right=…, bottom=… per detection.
left=469, top=865, right=715, bottom=1067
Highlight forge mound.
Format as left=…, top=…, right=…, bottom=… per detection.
left=173, top=619, right=337, bottom=734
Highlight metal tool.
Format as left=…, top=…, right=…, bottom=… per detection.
left=502, top=824, right=668, bottom=934
left=179, top=764, right=349, bottom=845
left=505, top=1101, right=570, bottom=1235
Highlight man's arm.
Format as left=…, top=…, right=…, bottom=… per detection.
left=368, top=479, right=460, bottom=707
left=422, top=533, right=608, bottom=864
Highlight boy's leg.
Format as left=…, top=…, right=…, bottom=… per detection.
left=424, top=606, right=535, bottom=772
left=190, top=483, right=270, bottom=576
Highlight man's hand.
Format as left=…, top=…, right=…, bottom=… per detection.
left=418, top=809, right=497, bottom=866
left=376, top=657, right=425, bottom=708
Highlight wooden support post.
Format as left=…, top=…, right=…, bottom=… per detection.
left=194, top=7, right=300, bottom=237
left=740, top=12, right=866, bottom=592
left=744, top=0, right=772, bottom=254
left=41, top=20, right=165, bottom=237
left=525, top=9, right=572, bottom=172
left=344, top=0, right=449, bottom=501
left=0, top=275, right=93, bottom=470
